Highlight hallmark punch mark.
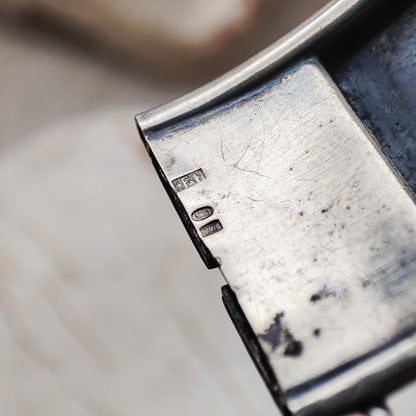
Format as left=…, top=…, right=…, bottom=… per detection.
left=192, top=206, right=214, bottom=221
left=172, top=169, right=205, bottom=192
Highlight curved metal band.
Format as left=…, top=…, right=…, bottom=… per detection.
left=137, top=0, right=378, bottom=134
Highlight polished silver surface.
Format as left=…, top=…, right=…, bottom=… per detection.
left=138, top=58, right=416, bottom=415
left=135, top=1, right=416, bottom=415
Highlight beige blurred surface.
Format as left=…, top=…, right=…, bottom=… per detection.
left=2, top=1, right=414, bottom=415
left=0, top=0, right=267, bottom=79
left=0, top=0, right=329, bottom=80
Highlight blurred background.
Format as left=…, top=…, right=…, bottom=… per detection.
left=0, top=0, right=414, bottom=415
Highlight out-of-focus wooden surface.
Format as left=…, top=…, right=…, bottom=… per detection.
left=0, top=1, right=414, bottom=415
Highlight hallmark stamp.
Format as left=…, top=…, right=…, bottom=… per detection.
left=192, top=206, right=214, bottom=221
left=172, top=168, right=205, bottom=192
left=200, top=220, right=223, bottom=237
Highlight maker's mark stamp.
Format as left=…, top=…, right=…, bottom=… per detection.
left=172, top=168, right=205, bottom=192
left=200, top=220, right=223, bottom=237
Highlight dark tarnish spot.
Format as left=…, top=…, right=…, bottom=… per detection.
left=313, top=328, right=321, bottom=337
left=310, top=286, right=336, bottom=303
left=259, top=312, right=284, bottom=351
left=361, top=279, right=371, bottom=288
left=259, top=312, right=303, bottom=358
left=284, top=339, right=303, bottom=357
left=191, top=206, right=214, bottom=221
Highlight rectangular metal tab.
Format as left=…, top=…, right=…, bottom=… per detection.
left=137, top=59, right=416, bottom=415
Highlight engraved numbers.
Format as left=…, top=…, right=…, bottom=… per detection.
left=192, top=206, right=214, bottom=221
left=200, top=220, right=223, bottom=237
left=192, top=206, right=223, bottom=238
